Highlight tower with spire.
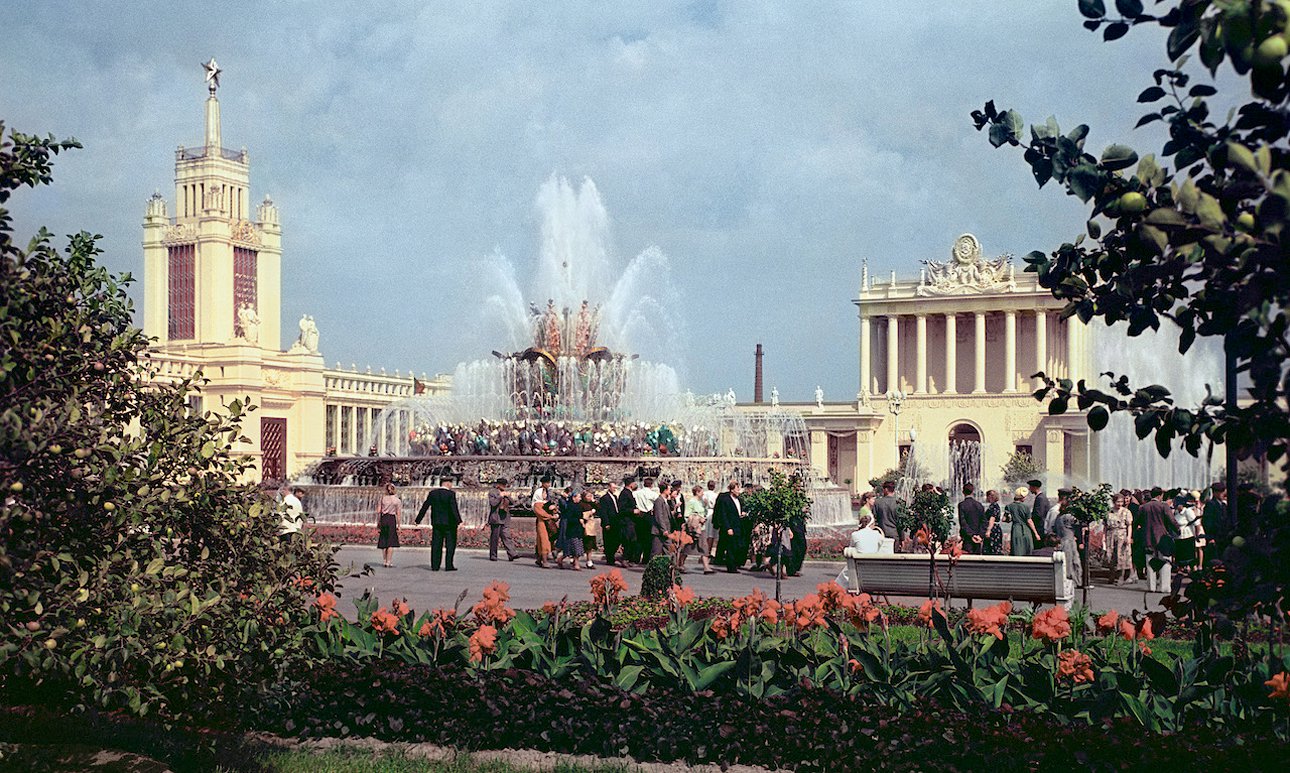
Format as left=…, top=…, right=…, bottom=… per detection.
left=142, top=58, right=282, bottom=349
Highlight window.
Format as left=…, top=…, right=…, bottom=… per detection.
left=167, top=244, right=195, bottom=340
left=233, top=247, right=257, bottom=337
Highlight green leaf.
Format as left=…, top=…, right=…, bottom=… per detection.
left=1087, top=405, right=1110, bottom=431
left=1078, top=0, right=1106, bottom=19
left=1144, top=208, right=1187, bottom=227
left=1195, top=193, right=1225, bottom=229
left=200, top=441, right=215, bottom=459
left=1137, top=86, right=1166, bottom=103
left=1101, top=144, right=1139, bottom=171
left=1225, top=142, right=1258, bottom=174
left=1115, top=0, right=1142, bottom=16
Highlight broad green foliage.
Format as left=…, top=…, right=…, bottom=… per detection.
left=899, top=487, right=953, bottom=544
left=0, top=124, right=339, bottom=721
left=639, top=555, right=676, bottom=601
left=301, top=585, right=1290, bottom=736
left=974, top=0, right=1290, bottom=474
left=1000, top=449, right=1042, bottom=488
left=1067, top=483, right=1114, bottom=525
left=741, top=469, right=812, bottom=531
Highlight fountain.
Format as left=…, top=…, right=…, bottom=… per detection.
left=1094, top=319, right=1221, bottom=492
left=304, top=175, right=849, bottom=527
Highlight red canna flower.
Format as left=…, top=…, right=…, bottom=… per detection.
left=670, top=585, right=696, bottom=608
left=371, top=607, right=400, bottom=635
left=816, top=581, right=848, bottom=614
left=313, top=592, right=339, bottom=623
left=1057, top=649, right=1095, bottom=684
left=468, top=624, right=498, bottom=663
left=965, top=600, right=1012, bottom=640
left=917, top=598, right=943, bottom=628
left=941, top=538, right=963, bottom=560
left=472, top=580, right=516, bottom=625
left=1096, top=609, right=1118, bottom=635
left=1266, top=672, right=1290, bottom=700
left=392, top=597, right=411, bottom=617
left=1030, top=606, right=1071, bottom=644
left=589, top=569, right=628, bottom=607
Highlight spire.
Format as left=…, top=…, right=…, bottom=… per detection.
left=202, top=58, right=222, bottom=151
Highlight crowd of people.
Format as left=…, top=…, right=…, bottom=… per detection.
left=404, top=420, right=719, bottom=458
left=845, top=476, right=1278, bottom=591
left=367, top=475, right=809, bottom=577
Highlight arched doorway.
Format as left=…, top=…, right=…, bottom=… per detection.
left=947, top=422, right=982, bottom=496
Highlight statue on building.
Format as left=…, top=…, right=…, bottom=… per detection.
left=726, top=388, right=737, bottom=407
left=916, top=233, right=1017, bottom=296
left=236, top=303, right=260, bottom=344
left=771, top=386, right=780, bottom=407
left=815, top=386, right=824, bottom=408
left=292, top=314, right=320, bottom=354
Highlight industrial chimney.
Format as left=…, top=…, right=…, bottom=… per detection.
left=754, top=343, right=764, bottom=404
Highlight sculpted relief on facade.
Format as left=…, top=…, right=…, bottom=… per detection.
left=916, top=233, right=1017, bottom=296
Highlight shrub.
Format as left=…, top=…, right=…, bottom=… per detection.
left=0, top=124, right=338, bottom=722
left=638, top=555, right=675, bottom=601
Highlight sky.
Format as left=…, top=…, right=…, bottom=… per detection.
left=1, top=1, right=1188, bottom=401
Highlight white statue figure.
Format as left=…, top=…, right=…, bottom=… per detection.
left=726, top=388, right=737, bottom=407
left=815, top=385, right=824, bottom=408
left=771, top=386, right=780, bottom=407
left=236, top=303, right=260, bottom=344
left=295, top=314, right=320, bottom=354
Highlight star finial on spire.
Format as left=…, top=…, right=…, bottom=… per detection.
left=202, top=58, right=221, bottom=94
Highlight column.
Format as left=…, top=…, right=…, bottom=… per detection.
left=915, top=314, right=927, bottom=394
left=944, top=313, right=957, bottom=394
left=885, top=316, right=899, bottom=394
left=1067, top=318, right=1080, bottom=381
left=1004, top=310, right=1017, bottom=393
left=973, top=312, right=986, bottom=394
left=1034, top=311, right=1047, bottom=387
left=809, top=429, right=828, bottom=479
left=859, top=317, right=871, bottom=396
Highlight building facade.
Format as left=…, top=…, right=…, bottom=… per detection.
left=142, top=68, right=447, bottom=481
left=791, top=234, right=1095, bottom=494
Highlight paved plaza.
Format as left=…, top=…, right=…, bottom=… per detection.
left=332, top=544, right=1168, bottom=616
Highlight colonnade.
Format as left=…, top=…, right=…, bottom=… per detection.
left=860, top=310, right=1078, bottom=397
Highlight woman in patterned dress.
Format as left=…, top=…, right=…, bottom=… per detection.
left=1104, top=494, right=1134, bottom=584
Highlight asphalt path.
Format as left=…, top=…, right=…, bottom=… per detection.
left=331, top=545, right=1168, bottom=618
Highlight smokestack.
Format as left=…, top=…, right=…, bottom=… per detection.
left=754, top=343, right=764, bottom=404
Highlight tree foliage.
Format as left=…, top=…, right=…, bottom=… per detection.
left=0, top=124, right=339, bottom=722
left=973, top=0, right=1290, bottom=478
left=1000, top=449, right=1043, bottom=488
left=741, top=470, right=812, bottom=530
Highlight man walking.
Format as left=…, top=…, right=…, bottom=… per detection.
left=958, top=483, right=987, bottom=554
left=632, top=477, right=659, bottom=564
left=415, top=477, right=462, bottom=571
left=1028, top=479, right=1051, bottom=538
left=873, top=480, right=901, bottom=545
left=650, top=484, right=673, bottom=559
left=713, top=481, right=744, bottom=573
left=487, top=478, right=518, bottom=562
left=618, top=477, right=641, bottom=564
left=597, top=480, right=625, bottom=567
left=1141, top=486, right=1175, bottom=592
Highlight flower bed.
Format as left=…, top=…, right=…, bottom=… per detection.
left=296, top=575, right=1290, bottom=738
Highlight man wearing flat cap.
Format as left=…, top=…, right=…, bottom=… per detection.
left=1028, top=478, right=1051, bottom=539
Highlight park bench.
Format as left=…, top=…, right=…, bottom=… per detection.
left=842, top=549, right=1074, bottom=608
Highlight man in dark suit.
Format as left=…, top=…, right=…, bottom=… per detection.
left=873, top=480, right=901, bottom=542
left=1028, top=479, right=1051, bottom=538
left=650, top=485, right=674, bottom=559
left=486, top=478, right=518, bottom=562
left=415, top=477, right=462, bottom=571
left=617, top=477, right=640, bottom=565
left=713, top=481, right=744, bottom=573
left=958, top=483, right=987, bottom=554
left=597, top=480, right=625, bottom=567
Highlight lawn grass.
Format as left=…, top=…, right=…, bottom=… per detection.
left=248, top=748, right=637, bottom=773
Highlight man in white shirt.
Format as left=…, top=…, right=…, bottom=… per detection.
left=279, top=486, right=305, bottom=536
